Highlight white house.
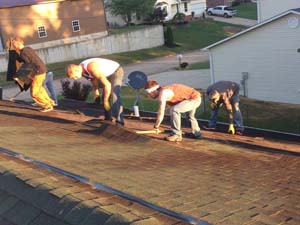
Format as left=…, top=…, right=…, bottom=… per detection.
left=155, top=0, right=206, bottom=21
left=105, top=0, right=207, bottom=26
left=257, top=0, right=300, bottom=22
left=202, top=9, right=300, bottom=105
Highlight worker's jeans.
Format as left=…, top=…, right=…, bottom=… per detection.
left=43, top=71, right=58, bottom=105
left=108, top=67, right=124, bottom=124
left=170, top=98, right=201, bottom=137
left=31, top=73, right=54, bottom=109
left=208, top=95, right=244, bottom=132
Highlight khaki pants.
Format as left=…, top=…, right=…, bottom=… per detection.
left=31, top=73, right=54, bottom=109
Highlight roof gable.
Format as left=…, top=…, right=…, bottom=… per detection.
left=0, top=0, right=66, bottom=8
left=202, top=8, right=300, bottom=50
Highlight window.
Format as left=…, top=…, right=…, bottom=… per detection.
left=37, top=25, right=47, bottom=38
left=72, top=20, right=80, bottom=32
left=184, top=2, right=188, bottom=12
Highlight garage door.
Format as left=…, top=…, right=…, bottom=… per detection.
left=190, top=3, right=206, bottom=16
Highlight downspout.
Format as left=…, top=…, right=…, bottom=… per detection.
left=208, top=51, right=215, bottom=84
left=257, top=0, right=261, bottom=23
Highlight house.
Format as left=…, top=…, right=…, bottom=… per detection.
left=202, top=9, right=300, bottom=105
left=206, top=0, right=231, bottom=8
left=105, top=0, right=207, bottom=26
left=0, top=0, right=107, bottom=51
left=257, top=0, right=300, bottom=22
left=155, top=0, right=207, bottom=21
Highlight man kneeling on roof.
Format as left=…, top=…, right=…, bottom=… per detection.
left=144, top=80, right=202, bottom=142
left=204, top=80, right=244, bottom=135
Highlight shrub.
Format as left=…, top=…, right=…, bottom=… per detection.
left=172, top=13, right=186, bottom=25
left=61, top=79, right=92, bottom=101
left=164, top=25, right=174, bottom=47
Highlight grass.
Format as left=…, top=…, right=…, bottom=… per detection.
left=233, top=2, right=257, bottom=20
left=187, top=61, right=210, bottom=70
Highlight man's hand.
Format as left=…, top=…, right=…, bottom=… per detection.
left=94, top=96, right=101, bottom=104
left=154, top=125, right=160, bottom=134
left=104, top=101, right=111, bottom=111
left=210, top=102, right=217, bottom=110
left=228, top=124, right=235, bottom=134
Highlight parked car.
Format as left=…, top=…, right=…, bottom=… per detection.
left=207, top=5, right=237, bottom=18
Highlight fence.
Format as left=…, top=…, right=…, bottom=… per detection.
left=0, top=25, right=164, bottom=72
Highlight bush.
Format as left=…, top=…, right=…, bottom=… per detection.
left=164, top=25, right=174, bottom=47
left=172, top=13, right=187, bottom=25
left=61, top=79, right=92, bottom=101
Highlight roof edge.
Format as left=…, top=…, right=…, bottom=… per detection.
left=201, top=9, right=300, bottom=51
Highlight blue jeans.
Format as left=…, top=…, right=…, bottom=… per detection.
left=43, top=71, right=58, bottom=105
left=108, top=67, right=124, bottom=124
left=170, top=98, right=201, bottom=137
left=208, top=95, right=244, bottom=132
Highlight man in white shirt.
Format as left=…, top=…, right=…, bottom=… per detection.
left=66, top=58, right=124, bottom=125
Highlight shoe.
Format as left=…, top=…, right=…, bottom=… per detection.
left=31, top=102, right=39, bottom=106
left=115, top=120, right=125, bottom=126
left=39, top=107, right=53, bottom=112
left=201, top=125, right=216, bottom=131
left=53, top=103, right=58, bottom=107
left=235, top=131, right=243, bottom=136
left=184, top=132, right=201, bottom=139
left=165, top=134, right=182, bottom=142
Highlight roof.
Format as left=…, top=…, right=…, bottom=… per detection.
left=202, top=8, right=300, bottom=50
left=0, top=99, right=299, bottom=225
left=0, top=0, right=66, bottom=8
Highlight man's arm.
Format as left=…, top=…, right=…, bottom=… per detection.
left=155, top=89, right=174, bottom=128
left=88, top=62, right=111, bottom=108
left=90, top=79, right=100, bottom=99
left=221, top=93, right=234, bottom=124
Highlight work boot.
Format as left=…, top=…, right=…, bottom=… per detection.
left=165, top=134, right=182, bottom=142
left=184, top=132, right=201, bottom=139
left=201, top=125, right=216, bottom=131
left=235, top=131, right=243, bottom=136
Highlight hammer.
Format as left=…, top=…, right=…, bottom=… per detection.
left=136, top=129, right=162, bottom=134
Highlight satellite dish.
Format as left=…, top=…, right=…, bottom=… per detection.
left=128, top=71, right=147, bottom=90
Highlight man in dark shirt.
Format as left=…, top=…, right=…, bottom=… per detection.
left=12, top=37, right=55, bottom=112
left=205, top=80, right=244, bottom=135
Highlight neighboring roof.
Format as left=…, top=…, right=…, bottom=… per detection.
left=202, top=8, right=300, bottom=50
left=0, top=0, right=66, bottom=8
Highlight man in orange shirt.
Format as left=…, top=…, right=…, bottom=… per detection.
left=145, top=80, right=202, bottom=142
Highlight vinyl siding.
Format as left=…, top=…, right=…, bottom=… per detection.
left=259, top=0, right=300, bottom=22
left=210, top=14, right=300, bottom=104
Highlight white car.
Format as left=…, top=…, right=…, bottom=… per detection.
left=207, top=5, right=237, bottom=18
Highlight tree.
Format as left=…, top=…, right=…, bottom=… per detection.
left=106, top=0, right=156, bottom=25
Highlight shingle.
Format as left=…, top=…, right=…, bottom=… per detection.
left=0, top=195, right=19, bottom=215
left=29, top=213, right=68, bottom=225
left=4, top=201, right=41, bottom=225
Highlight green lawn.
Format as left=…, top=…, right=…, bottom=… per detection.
left=233, top=2, right=257, bottom=20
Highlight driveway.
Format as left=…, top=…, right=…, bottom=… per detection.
left=207, top=15, right=257, bottom=27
